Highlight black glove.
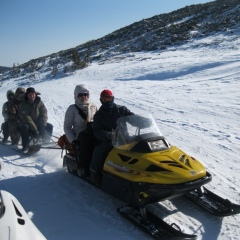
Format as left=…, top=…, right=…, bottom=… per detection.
left=71, top=140, right=80, bottom=149
left=32, top=131, right=39, bottom=139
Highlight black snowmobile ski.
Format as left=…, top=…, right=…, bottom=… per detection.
left=118, top=206, right=197, bottom=240
left=185, top=186, right=240, bottom=216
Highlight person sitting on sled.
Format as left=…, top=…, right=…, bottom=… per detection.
left=64, top=84, right=98, bottom=176
left=7, top=87, right=26, bottom=145
left=18, top=87, right=53, bottom=153
left=90, top=89, right=134, bottom=186
left=1, top=90, right=15, bottom=143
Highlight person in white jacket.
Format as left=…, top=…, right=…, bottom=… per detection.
left=64, top=84, right=98, bottom=176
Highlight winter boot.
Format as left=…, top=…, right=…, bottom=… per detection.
left=2, top=136, right=8, bottom=144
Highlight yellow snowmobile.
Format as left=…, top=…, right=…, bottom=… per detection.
left=63, top=113, right=240, bottom=239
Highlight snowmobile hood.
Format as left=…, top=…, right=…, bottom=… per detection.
left=146, top=146, right=207, bottom=183
left=104, top=145, right=207, bottom=184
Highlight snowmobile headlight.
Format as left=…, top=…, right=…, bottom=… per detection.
left=148, top=139, right=168, bottom=151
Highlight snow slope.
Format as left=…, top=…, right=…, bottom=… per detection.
left=0, top=33, right=240, bottom=240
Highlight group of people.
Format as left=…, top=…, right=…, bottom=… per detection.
left=63, top=84, right=134, bottom=186
left=1, top=83, right=133, bottom=186
left=1, top=87, right=53, bottom=153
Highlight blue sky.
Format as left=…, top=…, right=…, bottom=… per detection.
left=0, top=0, right=214, bottom=67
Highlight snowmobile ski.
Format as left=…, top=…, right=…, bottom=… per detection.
left=185, top=186, right=240, bottom=216
left=117, top=206, right=197, bottom=240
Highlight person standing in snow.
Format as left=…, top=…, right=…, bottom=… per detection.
left=1, top=90, right=15, bottom=143
left=7, top=87, right=26, bottom=145
left=18, top=87, right=53, bottom=153
left=64, top=84, right=98, bottom=176
left=90, top=89, right=134, bottom=186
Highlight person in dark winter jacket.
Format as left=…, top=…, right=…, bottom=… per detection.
left=7, top=87, right=25, bottom=145
left=1, top=90, right=15, bottom=143
left=64, top=84, right=97, bottom=176
left=90, top=89, right=134, bottom=186
left=18, top=87, right=53, bottom=153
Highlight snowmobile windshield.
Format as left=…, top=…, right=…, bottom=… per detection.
left=113, top=114, right=163, bottom=150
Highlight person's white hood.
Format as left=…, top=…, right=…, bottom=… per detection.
left=74, top=84, right=89, bottom=100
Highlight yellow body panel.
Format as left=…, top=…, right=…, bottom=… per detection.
left=104, top=145, right=206, bottom=184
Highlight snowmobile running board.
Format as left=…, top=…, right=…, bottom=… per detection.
left=185, top=186, right=240, bottom=216
left=118, top=206, right=197, bottom=240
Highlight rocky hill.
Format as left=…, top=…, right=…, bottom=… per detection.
left=0, top=66, right=11, bottom=74
left=1, top=0, right=239, bottom=81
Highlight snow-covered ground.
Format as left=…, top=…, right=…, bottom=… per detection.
left=0, top=32, right=240, bottom=240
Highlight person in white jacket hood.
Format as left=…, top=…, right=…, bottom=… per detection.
left=64, top=84, right=98, bottom=175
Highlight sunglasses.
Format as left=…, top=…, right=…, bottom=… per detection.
left=101, top=95, right=113, bottom=102
left=78, top=93, right=89, bottom=97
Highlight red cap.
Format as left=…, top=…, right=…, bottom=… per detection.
left=100, top=89, right=113, bottom=98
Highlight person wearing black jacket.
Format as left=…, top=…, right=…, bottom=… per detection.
left=90, top=89, right=134, bottom=186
